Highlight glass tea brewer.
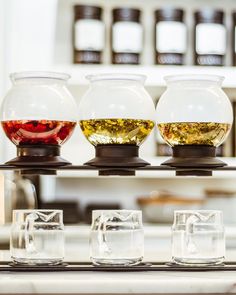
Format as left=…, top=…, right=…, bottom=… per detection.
left=78, top=74, right=156, bottom=171
left=156, top=75, right=233, bottom=174
left=1, top=72, right=77, bottom=171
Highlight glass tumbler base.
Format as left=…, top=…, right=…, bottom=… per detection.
left=172, top=256, right=224, bottom=266
left=12, top=258, right=64, bottom=266
left=91, top=257, right=143, bottom=266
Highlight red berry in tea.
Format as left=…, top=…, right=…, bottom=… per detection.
left=1, top=120, right=76, bottom=146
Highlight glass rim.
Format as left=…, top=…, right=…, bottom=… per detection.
left=174, top=209, right=222, bottom=215
left=10, top=71, right=71, bottom=82
left=164, top=74, right=225, bottom=84
left=86, top=73, right=146, bottom=83
left=13, top=209, right=63, bottom=214
left=92, top=209, right=142, bottom=214
left=92, top=209, right=142, bottom=218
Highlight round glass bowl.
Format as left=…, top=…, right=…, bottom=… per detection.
left=156, top=75, right=233, bottom=170
left=78, top=74, right=156, bottom=168
left=1, top=71, right=77, bottom=168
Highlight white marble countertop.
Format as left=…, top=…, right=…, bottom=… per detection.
left=0, top=269, right=236, bottom=294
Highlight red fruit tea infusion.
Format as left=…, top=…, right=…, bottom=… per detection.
left=1, top=120, right=76, bottom=146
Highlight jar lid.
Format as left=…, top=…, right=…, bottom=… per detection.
left=74, top=5, right=102, bottom=20
left=113, top=7, right=141, bottom=22
left=155, top=7, right=184, bottom=22
left=194, top=9, right=224, bottom=23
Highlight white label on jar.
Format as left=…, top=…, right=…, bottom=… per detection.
left=112, top=22, right=143, bottom=53
left=75, top=19, right=105, bottom=51
left=156, top=21, right=186, bottom=53
left=196, top=23, right=226, bottom=55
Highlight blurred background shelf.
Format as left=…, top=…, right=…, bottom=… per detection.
left=55, top=64, right=236, bottom=89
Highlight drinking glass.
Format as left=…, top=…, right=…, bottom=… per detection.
left=10, top=209, right=64, bottom=265
left=90, top=210, right=144, bottom=266
left=172, top=210, right=225, bottom=265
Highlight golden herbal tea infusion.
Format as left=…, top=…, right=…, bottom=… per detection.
left=80, top=118, right=154, bottom=146
left=157, top=122, right=231, bottom=147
